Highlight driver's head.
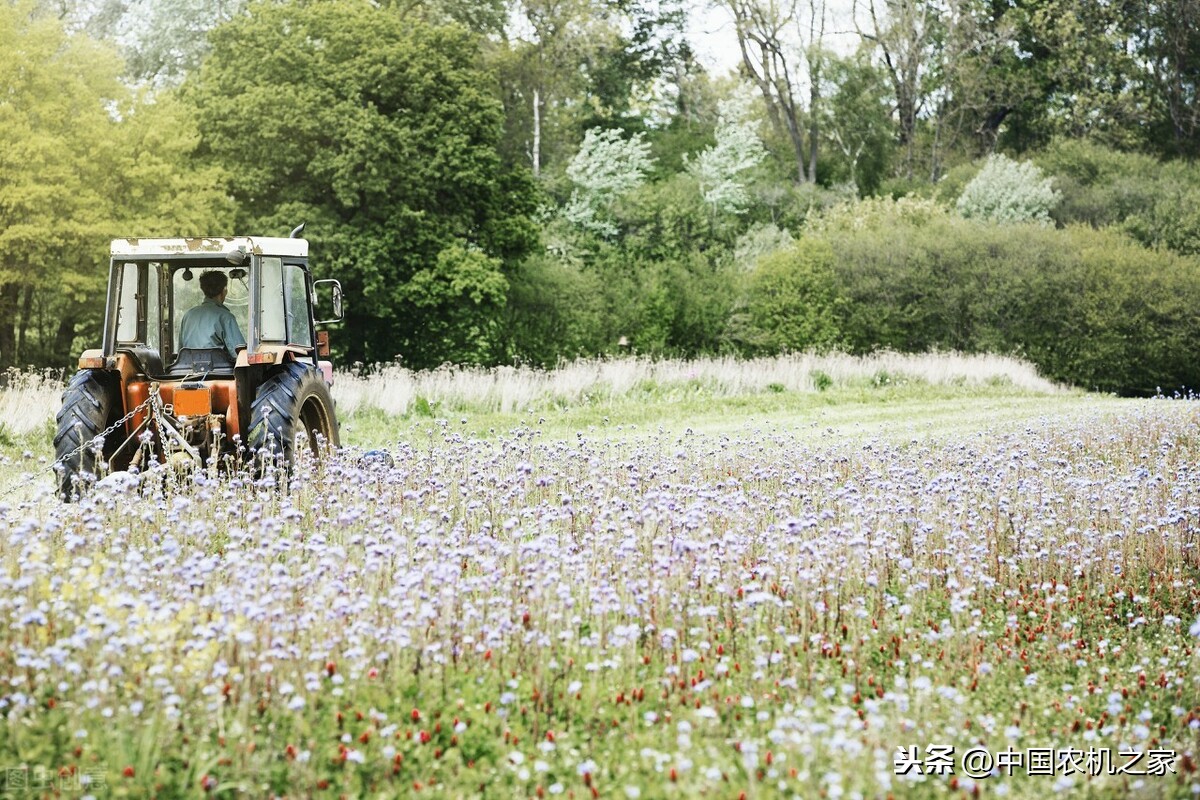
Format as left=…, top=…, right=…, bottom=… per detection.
left=199, top=270, right=229, bottom=299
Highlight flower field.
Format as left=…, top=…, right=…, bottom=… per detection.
left=1, top=398, right=1199, bottom=798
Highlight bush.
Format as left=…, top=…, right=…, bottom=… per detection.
left=809, top=199, right=1200, bottom=394
left=1035, top=139, right=1200, bottom=256
left=956, top=154, right=1060, bottom=224
left=731, top=238, right=844, bottom=354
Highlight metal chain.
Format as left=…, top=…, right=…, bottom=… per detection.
left=0, top=396, right=154, bottom=500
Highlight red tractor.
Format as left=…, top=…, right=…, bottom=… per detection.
left=55, top=231, right=343, bottom=499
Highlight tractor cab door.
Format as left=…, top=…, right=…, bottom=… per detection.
left=105, top=259, right=166, bottom=375
left=252, top=255, right=316, bottom=361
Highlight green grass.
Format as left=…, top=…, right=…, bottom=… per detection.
left=338, top=381, right=1108, bottom=449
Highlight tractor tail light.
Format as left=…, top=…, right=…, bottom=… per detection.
left=247, top=352, right=277, bottom=365
left=78, top=356, right=105, bottom=369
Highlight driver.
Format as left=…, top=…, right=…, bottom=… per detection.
left=178, top=270, right=246, bottom=361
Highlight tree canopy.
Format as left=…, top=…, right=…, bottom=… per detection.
left=0, top=1, right=230, bottom=368
left=185, top=0, right=537, bottom=366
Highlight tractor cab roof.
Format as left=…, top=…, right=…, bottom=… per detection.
left=110, top=236, right=308, bottom=260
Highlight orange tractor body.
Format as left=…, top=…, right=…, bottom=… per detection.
left=55, top=233, right=343, bottom=498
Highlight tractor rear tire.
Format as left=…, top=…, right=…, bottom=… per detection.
left=54, top=369, right=122, bottom=501
left=247, top=361, right=339, bottom=469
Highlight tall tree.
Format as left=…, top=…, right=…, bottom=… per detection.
left=107, top=0, right=248, bottom=85
left=186, top=0, right=537, bottom=367
left=821, top=50, right=893, bottom=192
left=1143, top=0, right=1200, bottom=157
left=718, top=0, right=828, bottom=183
left=854, top=0, right=943, bottom=178
left=497, top=0, right=693, bottom=177
left=501, top=0, right=616, bottom=176
left=0, top=2, right=230, bottom=368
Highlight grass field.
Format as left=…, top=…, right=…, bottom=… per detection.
left=0, top=355, right=1198, bottom=798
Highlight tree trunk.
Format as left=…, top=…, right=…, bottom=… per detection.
left=17, top=284, right=34, bottom=364
left=532, top=86, right=541, bottom=177
left=807, top=59, right=820, bottom=183
left=0, top=283, right=19, bottom=368
left=55, top=315, right=78, bottom=366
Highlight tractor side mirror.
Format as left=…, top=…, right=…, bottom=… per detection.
left=314, top=279, right=344, bottom=325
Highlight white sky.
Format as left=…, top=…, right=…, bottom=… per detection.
left=684, top=0, right=864, bottom=76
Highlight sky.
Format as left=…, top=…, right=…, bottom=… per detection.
left=684, top=0, right=865, bottom=76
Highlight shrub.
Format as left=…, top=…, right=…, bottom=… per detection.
left=810, top=204, right=1200, bottom=394
left=956, top=154, right=1060, bottom=224
left=732, top=238, right=844, bottom=354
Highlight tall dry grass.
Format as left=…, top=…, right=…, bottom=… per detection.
left=0, top=369, right=66, bottom=436
left=332, top=351, right=1062, bottom=417
left=0, top=352, right=1061, bottom=436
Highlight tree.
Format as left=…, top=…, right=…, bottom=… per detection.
left=186, top=0, right=537, bottom=367
left=733, top=238, right=843, bottom=353
left=562, top=127, right=655, bottom=237
left=0, top=2, right=230, bottom=368
left=499, top=0, right=623, bottom=177
left=996, top=0, right=1156, bottom=152
left=854, top=0, right=948, bottom=179
left=717, top=0, right=828, bottom=183
left=496, top=0, right=694, bottom=178
left=1138, top=0, right=1200, bottom=157
left=820, top=50, right=892, bottom=193
left=688, top=90, right=768, bottom=214
left=102, top=0, right=249, bottom=85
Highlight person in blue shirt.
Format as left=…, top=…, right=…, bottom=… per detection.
left=178, top=270, right=246, bottom=361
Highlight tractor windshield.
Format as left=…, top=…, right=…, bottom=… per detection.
left=171, top=266, right=250, bottom=350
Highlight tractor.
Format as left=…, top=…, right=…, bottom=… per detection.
left=54, top=230, right=343, bottom=499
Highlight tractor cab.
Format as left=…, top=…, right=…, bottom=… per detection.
left=56, top=234, right=344, bottom=500
left=97, top=237, right=339, bottom=377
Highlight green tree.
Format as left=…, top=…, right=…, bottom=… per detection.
left=186, top=0, right=537, bottom=367
left=0, top=2, right=230, bottom=368
left=687, top=90, right=767, bottom=214
left=820, top=50, right=892, bottom=193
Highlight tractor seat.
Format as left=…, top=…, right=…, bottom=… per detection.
left=169, top=347, right=235, bottom=376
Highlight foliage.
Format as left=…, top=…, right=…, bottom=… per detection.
left=731, top=222, right=795, bottom=271
left=114, top=0, right=247, bottom=85
left=686, top=90, right=767, bottom=214
left=10, top=0, right=1200, bottom=387
left=819, top=51, right=893, bottom=194
left=0, top=2, right=230, bottom=369
left=400, top=244, right=510, bottom=365
left=562, top=127, right=656, bottom=237
left=500, top=252, right=609, bottom=364
left=731, top=239, right=843, bottom=354
left=955, top=154, right=1060, bottom=224
left=1035, top=139, right=1200, bottom=256
left=811, top=201, right=1200, bottom=394
left=186, top=0, right=537, bottom=368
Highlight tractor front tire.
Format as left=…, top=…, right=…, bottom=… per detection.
left=247, top=362, right=339, bottom=469
left=54, top=369, right=122, bottom=501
